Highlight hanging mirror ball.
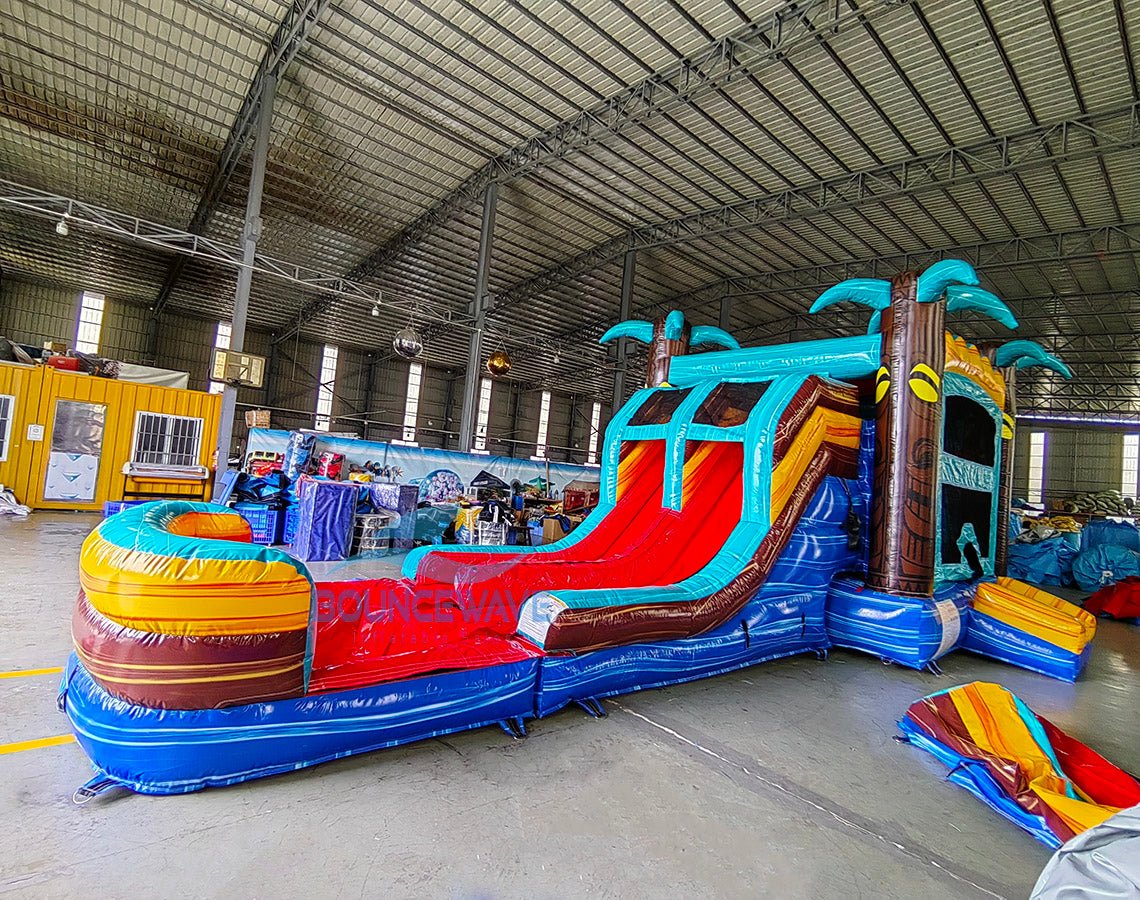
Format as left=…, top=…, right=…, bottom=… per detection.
left=392, top=325, right=424, bottom=359
left=485, top=348, right=512, bottom=376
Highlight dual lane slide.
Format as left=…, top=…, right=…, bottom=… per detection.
left=309, top=373, right=863, bottom=691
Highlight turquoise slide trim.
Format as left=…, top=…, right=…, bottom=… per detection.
left=686, top=423, right=750, bottom=442
left=530, top=375, right=808, bottom=621
left=662, top=380, right=721, bottom=511
left=619, top=424, right=669, bottom=441
left=667, top=335, right=881, bottom=387
left=403, top=383, right=660, bottom=578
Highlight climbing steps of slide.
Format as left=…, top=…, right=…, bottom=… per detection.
left=961, top=577, right=1096, bottom=682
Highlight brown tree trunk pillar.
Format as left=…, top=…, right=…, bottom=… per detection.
left=646, top=317, right=690, bottom=387
left=867, top=271, right=946, bottom=597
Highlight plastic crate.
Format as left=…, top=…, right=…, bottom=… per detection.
left=234, top=504, right=283, bottom=545
left=102, top=500, right=147, bottom=517
left=282, top=506, right=300, bottom=547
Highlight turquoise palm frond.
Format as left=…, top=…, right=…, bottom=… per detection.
left=664, top=309, right=685, bottom=341
left=994, top=340, right=1072, bottom=378
left=945, top=285, right=1018, bottom=330
left=809, top=278, right=891, bottom=315
left=690, top=325, right=741, bottom=350
left=809, top=278, right=891, bottom=334
left=916, top=259, right=979, bottom=303
left=599, top=320, right=654, bottom=345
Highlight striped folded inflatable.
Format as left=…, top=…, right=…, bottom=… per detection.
left=900, top=681, right=1140, bottom=847
left=76, top=501, right=315, bottom=709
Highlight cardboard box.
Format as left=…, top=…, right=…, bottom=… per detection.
left=542, top=518, right=569, bottom=544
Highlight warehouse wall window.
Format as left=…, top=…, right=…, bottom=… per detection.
left=473, top=377, right=493, bottom=453
left=1027, top=431, right=1047, bottom=505
left=396, top=361, right=423, bottom=445
left=132, top=412, right=204, bottom=468
left=208, top=322, right=232, bottom=394
left=75, top=291, right=105, bottom=353
left=587, top=400, right=602, bottom=465
left=533, top=390, right=552, bottom=459
left=314, top=344, right=338, bottom=431
left=0, top=394, right=14, bottom=462
left=1123, top=434, right=1140, bottom=497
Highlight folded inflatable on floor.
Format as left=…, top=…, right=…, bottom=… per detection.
left=899, top=681, right=1140, bottom=848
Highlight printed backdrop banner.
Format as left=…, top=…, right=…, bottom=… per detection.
left=248, top=429, right=599, bottom=502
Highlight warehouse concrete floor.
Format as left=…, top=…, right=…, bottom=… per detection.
left=2, top=514, right=1137, bottom=899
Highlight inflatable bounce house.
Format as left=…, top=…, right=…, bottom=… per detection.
left=60, top=260, right=1098, bottom=796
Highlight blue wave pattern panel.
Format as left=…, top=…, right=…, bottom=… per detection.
left=825, top=580, right=974, bottom=669
left=535, top=476, right=864, bottom=716
left=60, top=655, right=539, bottom=795
left=960, top=611, right=1091, bottom=682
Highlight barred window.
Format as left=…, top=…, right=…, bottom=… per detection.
left=132, top=412, right=204, bottom=467
left=0, top=394, right=13, bottom=462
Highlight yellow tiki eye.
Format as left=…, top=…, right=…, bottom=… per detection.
left=908, top=363, right=940, bottom=403
left=874, top=366, right=890, bottom=403
left=1001, top=412, right=1014, bottom=440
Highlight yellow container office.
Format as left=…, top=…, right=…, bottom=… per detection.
left=0, top=361, right=221, bottom=511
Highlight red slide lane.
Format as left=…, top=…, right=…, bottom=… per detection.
left=413, top=439, right=667, bottom=580
left=309, top=442, right=743, bottom=691
left=447, top=441, right=744, bottom=619
left=309, top=441, right=666, bottom=688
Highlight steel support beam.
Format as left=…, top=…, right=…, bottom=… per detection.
left=611, top=249, right=636, bottom=411
left=149, top=0, right=330, bottom=347
left=718, top=289, right=732, bottom=332
left=337, top=0, right=896, bottom=291
left=0, top=179, right=467, bottom=330
left=488, top=102, right=1139, bottom=326
left=215, top=74, right=277, bottom=493
left=458, top=183, right=498, bottom=452
left=560, top=221, right=1140, bottom=345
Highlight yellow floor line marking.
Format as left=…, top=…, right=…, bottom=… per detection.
left=0, top=734, right=76, bottom=755
left=0, top=667, right=64, bottom=680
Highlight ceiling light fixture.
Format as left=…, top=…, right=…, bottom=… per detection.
left=371, top=303, right=380, bottom=317
left=55, top=215, right=70, bottom=237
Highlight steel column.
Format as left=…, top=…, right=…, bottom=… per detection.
left=612, top=249, right=636, bottom=411
left=215, top=73, right=276, bottom=493
left=458, top=182, right=498, bottom=451
left=718, top=291, right=732, bottom=332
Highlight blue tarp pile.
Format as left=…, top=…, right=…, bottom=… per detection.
left=1071, top=544, right=1140, bottom=592
left=1007, top=536, right=1078, bottom=586
left=1081, top=518, right=1140, bottom=553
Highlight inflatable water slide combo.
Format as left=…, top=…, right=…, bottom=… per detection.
left=60, top=261, right=1097, bottom=796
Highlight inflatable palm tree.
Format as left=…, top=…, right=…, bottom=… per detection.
left=808, top=259, right=1020, bottom=597
left=600, top=308, right=740, bottom=388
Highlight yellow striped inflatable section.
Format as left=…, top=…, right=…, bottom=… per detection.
left=80, top=502, right=313, bottom=636
left=771, top=407, right=861, bottom=519
left=972, top=577, right=1096, bottom=656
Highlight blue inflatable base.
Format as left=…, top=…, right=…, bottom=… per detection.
left=61, top=654, right=539, bottom=795
left=959, top=609, right=1090, bottom=683
left=825, top=579, right=973, bottom=669
left=897, top=714, right=1063, bottom=848
left=537, top=591, right=828, bottom=717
